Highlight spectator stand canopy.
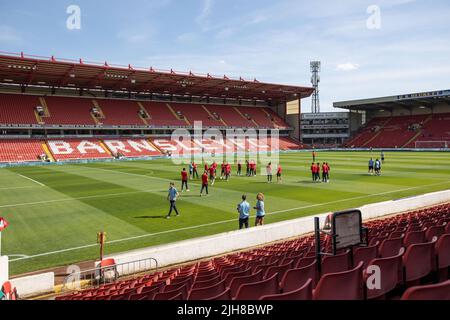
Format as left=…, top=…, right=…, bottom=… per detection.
left=333, top=89, right=450, bottom=112
left=0, top=51, right=314, bottom=105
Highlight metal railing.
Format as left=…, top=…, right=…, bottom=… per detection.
left=61, top=257, right=158, bottom=293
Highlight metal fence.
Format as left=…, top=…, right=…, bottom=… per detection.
left=61, top=257, right=158, bottom=292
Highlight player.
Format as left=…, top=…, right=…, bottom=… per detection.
left=381, top=151, right=385, bottom=164
left=225, top=162, right=231, bottom=181
left=324, top=162, right=330, bottom=182
left=276, top=164, right=282, bottom=183
left=200, top=171, right=209, bottom=196
left=181, top=168, right=189, bottom=192
left=375, top=158, right=381, bottom=176
left=220, top=162, right=226, bottom=179
left=312, top=150, right=317, bottom=162
left=192, top=162, right=199, bottom=179
left=311, top=162, right=316, bottom=182
left=237, top=161, right=242, bottom=176
left=321, top=162, right=327, bottom=183
left=209, top=165, right=216, bottom=185
left=189, top=162, right=193, bottom=179
left=254, top=193, right=265, bottom=226
left=237, top=194, right=250, bottom=230
left=316, top=162, right=321, bottom=182
left=368, top=158, right=374, bottom=175
left=266, top=162, right=272, bottom=183
left=166, top=182, right=180, bottom=219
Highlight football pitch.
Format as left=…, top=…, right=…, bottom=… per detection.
left=1, top=151, right=450, bottom=275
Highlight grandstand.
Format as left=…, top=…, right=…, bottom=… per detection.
left=0, top=52, right=449, bottom=302
left=335, top=90, right=450, bottom=149
left=0, top=52, right=314, bottom=163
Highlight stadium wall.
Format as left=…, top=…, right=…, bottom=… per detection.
left=10, top=272, right=54, bottom=298
left=0, top=256, right=8, bottom=285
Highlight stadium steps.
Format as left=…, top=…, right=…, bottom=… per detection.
left=201, top=105, right=228, bottom=126
left=362, top=118, right=392, bottom=147
left=38, top=97, right=51, bottom=117
left=41, top=142, right=55, bottom=162
left=166, top=103, right=191, bottom=126
left=91, top=100, right=105, bottom=125
left=261, top=108, right=279, bottom=128
left=33, top=97, right=50, bottom=124
left=402, top=115, right=434, bottom=148
left=137, top=102, right=150, bottom=125
left=403, top=130, right=424, bottom=148
left=233, top=107, right=259, bottom=126
left=99, top=140, right=113, bottom=156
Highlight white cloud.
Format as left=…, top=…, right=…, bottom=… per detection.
left=336, top=63, right=360, bottom=71
left=176, top=32, right=198, bottom=44
left=196, top=0, right=213, bottom=31
left=0, top=25, right=22, bottom=44
left=117, top=27, right=155, bottom=44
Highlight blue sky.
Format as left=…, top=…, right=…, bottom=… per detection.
left=0, top=0, right=449, bottom=111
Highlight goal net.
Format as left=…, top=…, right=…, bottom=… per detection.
left=414, top=141, right=449, bottom=149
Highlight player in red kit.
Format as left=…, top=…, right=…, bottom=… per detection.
left=276, top=164, right=282, bottom=183
left=200, top=171, right=209, bottom=196
left=181, top=168, right=189, bottom=192
left=209, top=165, right=216, bottom=185
left=225, top=162, right=231, bottom=181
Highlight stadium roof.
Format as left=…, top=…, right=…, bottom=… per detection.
left=0, top=51, right=314, bottom=104
left=334, top=89, right=450, bottom=111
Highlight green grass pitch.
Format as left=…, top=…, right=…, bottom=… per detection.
left=1, top=151, right=450, bottom=275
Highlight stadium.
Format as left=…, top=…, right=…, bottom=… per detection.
left=0, top=1, right=450, bottom=306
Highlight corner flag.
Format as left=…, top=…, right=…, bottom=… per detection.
left=0, top=217, right=8, bottom=232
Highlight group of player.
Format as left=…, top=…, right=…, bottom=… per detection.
left=310, top=162, right=331, bottom=183
left=368, top=151, right=385, bottom=176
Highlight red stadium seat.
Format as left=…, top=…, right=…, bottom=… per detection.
left=229, top=270, right=263, bottom=298
left=425, top=225, right=445, bottom=242
left=260, top=278, right=313, bottom=300
left=188, top=280, right=226, bottom=300
left=234, top=273, right=279, bottom=300
left=154, top=284, right=188, bottom=300
left=264, top=261, right=292, bottom=280
left=435, top=234, right=450, bottom=281
left=401, top=280, right=450, bottom=300
left=280, top=260, right=317, bottom=292
left=402, top=241, right=436, bottom=285
left=205, top=288, right=232, bottom=300
left=404, top=230, right=426, bottom=247
left=379, top=237, right=404, bottom=258
left=313, top=262, right=364, bottom=300
left=365, top=251, right=403, bottom=299
left=321, top=251, right=351, bottom=275
left=353, top=244, right=378, bottom=268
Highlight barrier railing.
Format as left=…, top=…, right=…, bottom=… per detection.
left=61, top=257, right=158, bottom=293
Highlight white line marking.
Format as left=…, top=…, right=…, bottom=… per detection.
left=0, top=186, right=38, bottom=191
left=9, top=180, right=450, bottom=262
left=17, top=174, right=45, bottom=187
left=0, top=188, right=163, bottom=209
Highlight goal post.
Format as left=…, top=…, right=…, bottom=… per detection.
left=414, top=141, right=449, bottom=149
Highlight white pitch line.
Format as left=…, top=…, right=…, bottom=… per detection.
left=0, top=188, right=163, bottom=209
left=9, top=180, right=450, bottom=263
left=0, top=186, right=38, bottom=191
left=17, top=174, right=45, bottom=187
